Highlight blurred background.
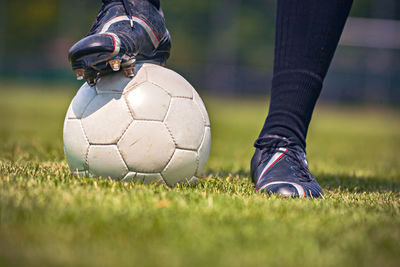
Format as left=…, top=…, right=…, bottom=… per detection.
left=0, top=0, right=400, bottom=104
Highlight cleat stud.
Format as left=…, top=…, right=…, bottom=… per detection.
left=85, top=73, right=98, bottom=87
left=109, top=59, right=122, bottom=71
left=123, top=66, right=135, bottom=78
left=74, top=69, right=85, bottom=80
left=86, top=78, right=96, bottom=87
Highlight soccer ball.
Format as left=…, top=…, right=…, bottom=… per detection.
left=63, top=63, right=211, bottom=187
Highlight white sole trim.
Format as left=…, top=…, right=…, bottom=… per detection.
left=259, top=181, right=305, bottom=198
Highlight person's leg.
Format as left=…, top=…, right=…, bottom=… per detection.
left=262, top=0, right=353, bottom=148
left=251, top=0, right=353, bottom=197
left=104, top=0, right=159, bottom=8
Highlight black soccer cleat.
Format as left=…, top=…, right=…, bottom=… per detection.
left=68, top=0, right=171, bottom=86
left=251, top=135, right=323, bottom=198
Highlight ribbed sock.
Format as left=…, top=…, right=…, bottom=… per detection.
left=258, top=0, right=353, bottom=149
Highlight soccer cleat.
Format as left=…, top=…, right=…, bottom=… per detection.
left=251, top=135, right=323, bottom=198
left=68, top=0, right=171, bottom=86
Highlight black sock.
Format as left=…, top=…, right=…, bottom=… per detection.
left=102, top=0, right=160, bottom=9
left=102, top=0, right=121, bottom=5
left=257, top=0, right=353, bottom=149
left=148, top=0, right=160, bottom=9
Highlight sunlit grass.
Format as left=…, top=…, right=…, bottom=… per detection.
left=0, top=85, right=399, bottom=266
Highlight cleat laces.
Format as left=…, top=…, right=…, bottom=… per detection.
left=254, top=135, right=313, bottom=183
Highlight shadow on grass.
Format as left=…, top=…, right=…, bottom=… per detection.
left=317, top=173, right=400, bottom=193
left=205, top=170, right=400, bottom=193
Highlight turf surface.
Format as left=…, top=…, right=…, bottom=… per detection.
left=0, top=84, right=399, bottom=266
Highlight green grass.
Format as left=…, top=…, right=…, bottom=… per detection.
left=0, top=83, right=400, bottom=267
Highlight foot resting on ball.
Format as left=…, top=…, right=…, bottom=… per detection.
left=251, top=135, right=323, bottom=198
left=68, top=0, right=171, bottom=86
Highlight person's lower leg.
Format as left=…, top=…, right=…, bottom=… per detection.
left=258, top=0, right=353, bottom=149
left=102, top=0, right=160, bottom=8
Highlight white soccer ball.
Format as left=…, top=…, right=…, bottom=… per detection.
left=63, top=63, right=211, bottom=187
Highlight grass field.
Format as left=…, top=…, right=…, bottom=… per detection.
left=0, top=83, right=400, bottom=267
